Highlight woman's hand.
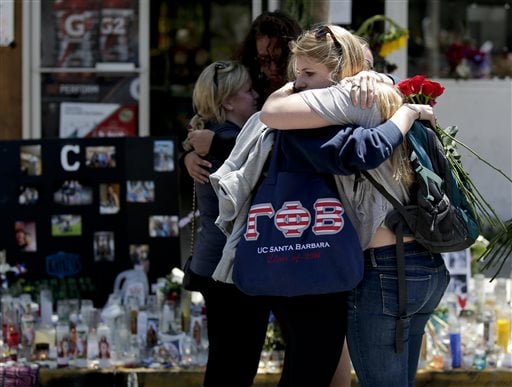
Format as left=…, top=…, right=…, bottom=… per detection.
left=187, top=129, right=214, bottom=156
left=340, top=70, right=391, bottom=109
left=403, top=103, right=437, bottom=128
left=184, top=151, right=212, bottom=184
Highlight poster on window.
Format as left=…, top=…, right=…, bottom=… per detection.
left=41, top=0, right=139, bottom=68
left=42, top=74, right=139, bottom=138
left=59, top=102, right=137, bottom=137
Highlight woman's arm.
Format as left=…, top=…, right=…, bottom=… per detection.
left=261, top=71, right=393, bottom=129
left=261, top=81, right=384, bottom=129
left=262, top=81, right=435, bottom=135
left=260, top=82, right=332, bottom=129
left=275, top=103, right=436, bottom=176
left=390, top=104, right=436, bottom=135
left=278, top=120, right=404, bottom=175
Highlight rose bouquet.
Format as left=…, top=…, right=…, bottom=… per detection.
left=396, top=75, right=512, bottom=277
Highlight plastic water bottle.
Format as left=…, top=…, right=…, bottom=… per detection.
left=448, top=303, right=462, bottom=368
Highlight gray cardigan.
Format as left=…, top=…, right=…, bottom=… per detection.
left=209, top=112, right=275, bottom=283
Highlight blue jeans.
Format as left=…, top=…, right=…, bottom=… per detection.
left=346, top=241, right=450, bottom=387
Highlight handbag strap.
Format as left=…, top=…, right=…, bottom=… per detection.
left=189, top=182, right=196, bottom=256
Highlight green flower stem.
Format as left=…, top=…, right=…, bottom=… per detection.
left=356, top=15, right=403, bottom=36
left=435, top=126, right=512, bottom=184
left=479, top=231, right=512, bottom=280
left=478, top=219, right=512, bottom=278
left=432, top=125, right=505, bottom=229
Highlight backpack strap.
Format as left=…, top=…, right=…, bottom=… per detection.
left=360, top=171, right=413, bottom=225
left=411, top=151, right=443, bottom=202
left=394, top=221, right=407, bottom=353
left=361, top=170, right=408, bottom=353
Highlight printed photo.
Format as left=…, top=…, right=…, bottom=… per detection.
left=154, top=140, right=174, bottom=172
left=15, top=221, right=37, bottom=252
left=126, top=180, right=155, bottom=203
left=442, top=249, right=471, bottom=275
left=18, top=185, right=39, bottom=205
left=149, top=215, right=179, bottom=237
left=85, top=146, right=116, bottom=168
left=20, top=145, right=42, bottom=176
left=53, top=180, right=93, bottom=206
left=446, top=273, right=468, bottom=296
left=51, top=214, right=82, bottom=236
left=93, top=231, right=115, bottom=262
left=129, top=244, right=149, bottom=272
left=99, top=183, right=120, bottom=214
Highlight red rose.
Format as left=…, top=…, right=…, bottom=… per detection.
left=396, top=80, right=414, bottom=96
left=397, top=75, right=425, bottom=97
left=408, top=75, right=426, bottom=94
left=421, top=80, right=445, bottom=106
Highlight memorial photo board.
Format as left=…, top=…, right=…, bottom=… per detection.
left=0, top=136, right=180, bottom=307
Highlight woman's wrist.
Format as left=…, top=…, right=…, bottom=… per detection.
left=403, top=103, right=421, bottom=120
left=390, top=104, right=421, bottom=136
left=371, top=70, right=393, bottom=84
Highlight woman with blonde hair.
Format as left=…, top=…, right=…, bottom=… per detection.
left=211, top=24, right=434, bottom=386
left=184, top=60, right=271, bottom=387
left=261, top=24, right=448, bottom=387
left=183, top=11, right=302, bottom=185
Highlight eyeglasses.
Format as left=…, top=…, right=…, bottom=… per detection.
left=256, top=54, right=282, bottom=68
left=213, top=61, right=231, bottom=88
left=314, top=25, right=343, bottom=56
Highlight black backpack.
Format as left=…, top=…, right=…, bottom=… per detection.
left=361, top=121, right=479, bottom=353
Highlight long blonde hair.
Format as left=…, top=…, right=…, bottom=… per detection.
left=291, top=25, right=413, bottom=184
left=184, top=61, right=251, bottom=150
left=289, top=25, right=367, bottom=82
left=374, top=83, right=414, bottom=185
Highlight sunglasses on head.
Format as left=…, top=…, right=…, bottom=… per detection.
left=213, top=61, right=231, bottom=88
left=314, top=25, right=343, bottom=55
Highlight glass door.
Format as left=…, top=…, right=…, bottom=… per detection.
left=25, top=0, right=149, bottom=138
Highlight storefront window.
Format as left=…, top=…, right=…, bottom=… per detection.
left=408, top=0, right=512, bottom=79
left=36, top=1, right=144, bottom=138
left=149, top=0, right=251, bottom=137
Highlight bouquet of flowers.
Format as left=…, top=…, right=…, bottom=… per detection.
left=356, top=15, right=409, bottom=73
left=446, top=42, right=488, bottom=79
left=163, top=267, right=184, bottom=300
left=396, top=75, right=512, bottom=277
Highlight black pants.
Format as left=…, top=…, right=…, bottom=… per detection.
left=269, top=292, right=348, bottom=387
left=195, top=273, right=270, bottom=387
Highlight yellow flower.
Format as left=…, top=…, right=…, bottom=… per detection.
left=378, top=31, right=409, bottom=57
left=356, top=15, right=409, bottom=57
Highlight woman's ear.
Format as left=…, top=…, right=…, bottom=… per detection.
left=222, top=98, right=234, bottom=111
